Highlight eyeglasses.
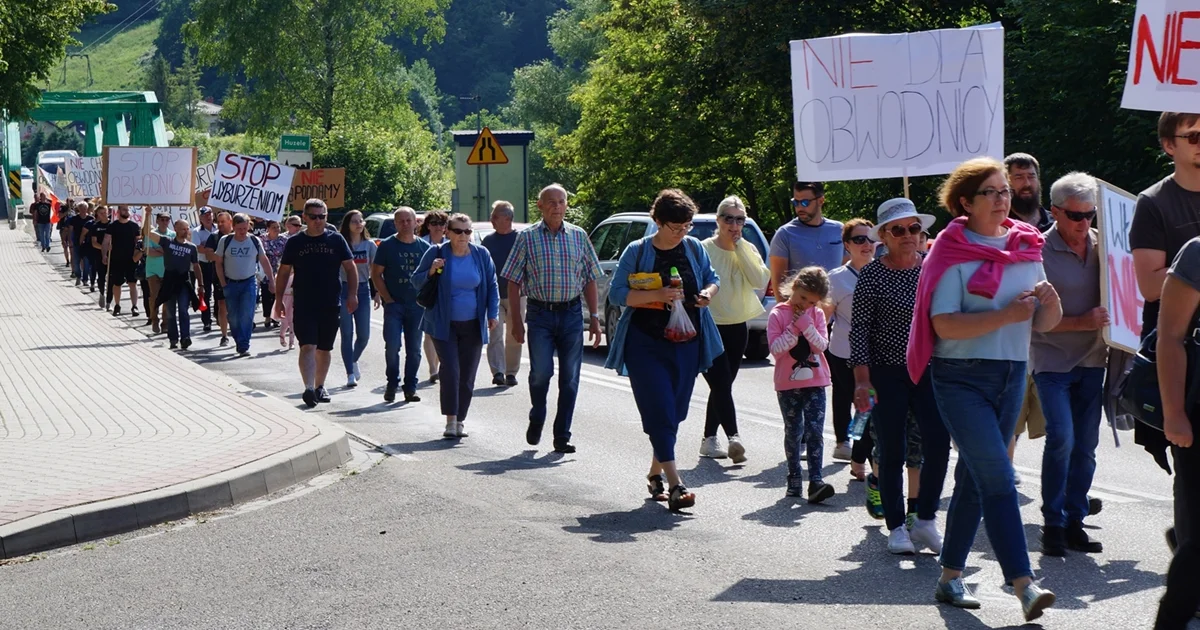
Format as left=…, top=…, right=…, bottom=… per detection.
left=663, top=222, right=693, bottom=235
left=846, top=235, right=875, bottom=245
left=720, top=215, right=747, bottom=225
left=887, top=223, right=925, bottom=238
left=975, top=187, right=1014, bottom=201
left=1176, top=132, right=1200, bottom=145
left=1055, top=206, right=1097, bottom=222
left=306, top=213, right=327, bottom=220
left=449, top=227, right=473, bottom=235
left=790, top=198, right=816, bottom=209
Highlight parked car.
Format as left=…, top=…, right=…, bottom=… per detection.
left=586, top=212, right=773, bottom=360
left=365, top=212, right=397, bottom=244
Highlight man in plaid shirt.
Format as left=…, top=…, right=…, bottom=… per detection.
left=502, top=184, right=603, bottom=454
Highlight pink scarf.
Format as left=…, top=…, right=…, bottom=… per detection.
left=906, top=217, right=1045, bottom=384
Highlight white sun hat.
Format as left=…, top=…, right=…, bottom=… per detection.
left=867, top=197, right=936, bottom=241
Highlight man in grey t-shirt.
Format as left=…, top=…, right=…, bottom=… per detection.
left=769, top=181, right=845, bottom=296
left=215, top=213, right=275, bottom=356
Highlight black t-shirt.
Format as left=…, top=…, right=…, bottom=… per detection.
left=57, top=209, right=72, bottom=230
left=107, top=221, right=141, bottom=259
left=280, top=230, right=353, bottom=309
left=90, top=220, right=110, bottom=251
left=78, top=218, right=95, bottom=247
left=631, top=242, right=701, bottom=340
left=68, top=215, right=88, bottom=241
left=162, top=239, right=199, bottom=274
left=30, top=202, right=52, bottom=224
left=1129, top=175, right=1200, bottom=336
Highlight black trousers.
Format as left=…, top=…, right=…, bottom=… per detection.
left=261, top=279, right=276, bottom=321
left=701, top=322, right=747, bottom=438
left=828, top=352, right=855, bottom=443
left=199, top=262, right=215, bottom=327
left=1157, top=442, right=1200, bottom=629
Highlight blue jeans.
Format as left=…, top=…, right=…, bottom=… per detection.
left=526, top=300, right=584, bottom=444
left=340, top=282, right=371, bottom=374
left=778, top=387, right=827, bottom=486
left=34, top=223, right=51, bottom=250
left=625, top=325, right=699, bottom=463
left=931, top=357, right=1033, bottom=583
left=164, top=287, right=191, bottom=343
left=224, top=277, right=258, bottom=352
left=1034, top=366, right=1105, bottom=528
left=384, top=301, right=425, bottom=392
left=70, top=240, right=81, bottom=277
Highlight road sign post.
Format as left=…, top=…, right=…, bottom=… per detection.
left=280, top=134, right=311, bottom=152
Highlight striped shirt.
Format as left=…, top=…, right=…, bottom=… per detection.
left=501, top=221, right=602, bottom=303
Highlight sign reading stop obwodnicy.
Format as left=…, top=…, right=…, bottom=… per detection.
left=207, top=150, right=296, bottom=222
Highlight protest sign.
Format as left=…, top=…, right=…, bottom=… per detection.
left=290, top=168, right=345, bottom=211
left=102, top=147, right=197, bottom=206
left=1097, top=180, right=1143, bottom=354
left=789, top=23, right=1004, bottom=182
left=195, top=161, right=215, bottom=206
left=208, top=151, right=295, bottom=222
left=64, top=157, right=102, bottom=197
left=1121, top=0, right=1200, bottom=114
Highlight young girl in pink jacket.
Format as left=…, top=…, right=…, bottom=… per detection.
left=768, top=266, right=834, bottom=504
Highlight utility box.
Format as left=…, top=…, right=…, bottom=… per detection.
left=451, top=129, right=533, bottom=222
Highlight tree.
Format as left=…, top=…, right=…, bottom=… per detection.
left=0, top=0, right=112, bottom=119
left=186, top=0, right=450, bottom=134
left=144, top=54, right=173, bottom=114
left=169, top=50, right=204, bottom=129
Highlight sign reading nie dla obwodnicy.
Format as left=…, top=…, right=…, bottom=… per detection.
left=789, top=23, right=1005, bottom=182
left=208, top=150, right=296, bottom=222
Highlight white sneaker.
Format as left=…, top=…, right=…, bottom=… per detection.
left=443, top=419, right=458, bottom=439
left=832, top=441, right=852, bottom=461
left=699, top=436, right=728, bottom=459
left=353, top=363, right=361, bottom=381
left=456, top=421, right=469, bottom=438
left=888, top=526, right=916, bottom=555
left=909, top=518, right=944, bottom=554
left=727, top=435, right=747, bottom=464
left=347, top=373, right=358, bottom=388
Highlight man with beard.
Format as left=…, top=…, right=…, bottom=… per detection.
left=102, top=206, right=142, bottom=317
left=769, top=181, right=845, bottom=295
left=1005, top=153, right=1055, bottom=232
left=88, top=206, right=111, bottom=307
left=68, top=201, right=93, bottom=287
left=30, top=192, right=53, bottom=252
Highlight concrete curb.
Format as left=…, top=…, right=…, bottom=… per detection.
left=0, top=421, right=352, bottom=559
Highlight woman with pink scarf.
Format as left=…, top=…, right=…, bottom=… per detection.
left=910, top=158, right=1063, bottom=622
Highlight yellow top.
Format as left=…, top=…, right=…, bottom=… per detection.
left=701, top=237, right=771, bottom=325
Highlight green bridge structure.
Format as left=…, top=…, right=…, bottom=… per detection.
left=3, top=91, right=168, bottom=218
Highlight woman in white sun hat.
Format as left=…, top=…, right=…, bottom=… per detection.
left=848, top=198, right=952, bottom=558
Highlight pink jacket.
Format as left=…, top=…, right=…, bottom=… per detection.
left=768, top=303, right=831, bottom=391
left=906, top=217, right=1045, bottom=383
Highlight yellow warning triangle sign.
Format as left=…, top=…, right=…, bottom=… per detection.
left=466, top=127, right=509, bottom=166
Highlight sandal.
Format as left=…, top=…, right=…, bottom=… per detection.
left=647, top=474, right=667, bottom=501
left=668, top=484, right=695, bottom=512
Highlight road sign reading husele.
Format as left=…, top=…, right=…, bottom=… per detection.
left=466, top=127, right=509, bottom=166
left=280, top=134, right=311, bottom=152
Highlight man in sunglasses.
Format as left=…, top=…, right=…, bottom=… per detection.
left=1030, top=172, right=1109, bottom=557
left=769, top=181, right=845, bottom=298
left=1005, top=153, right=1054, bottom=232
left=276, top=199, right=357, bottom=408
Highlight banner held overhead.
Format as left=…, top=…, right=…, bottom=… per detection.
left=208, top=150, right=295, bottom=222
left=789, top=23, right=1005, bottom=182
left=102, top=146, right=197, bottom=206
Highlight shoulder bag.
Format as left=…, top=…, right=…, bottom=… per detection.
left=416, top=245, right=444, bottom=309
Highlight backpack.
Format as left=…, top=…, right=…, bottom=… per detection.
left=1117, top=322, right=1200, bottom=432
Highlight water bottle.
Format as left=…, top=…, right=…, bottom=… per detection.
left=849, top=393, right=875, bottom=441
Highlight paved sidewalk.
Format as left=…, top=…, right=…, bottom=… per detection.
left=0, top=226, right=350, bottom=558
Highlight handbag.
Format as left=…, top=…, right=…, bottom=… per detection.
left=416, top=245, right=443, bottom=310
left=1117, top=322, right=1200, bottom=432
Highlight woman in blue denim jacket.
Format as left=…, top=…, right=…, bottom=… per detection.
left=604, top=189, right=722, bottom=512
left=413, top=213, right=500, bottom=441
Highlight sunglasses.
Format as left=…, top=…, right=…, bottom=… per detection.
left=427, top=221, right=446, bottom=227
left=886, top=222, right=925, bottom=238
left=720, top=215, right=747, bottom=225
left=790, top=198, right=815, bottom=209
left=1056, top=206, right=1097, bottom=222
left=1176, top=132, right=1200, bottom=145
left=449, top=227, right=473, bottom=235
left=306, top=213, right=327, bottom=220
left=846, top=235, right=875, bottom=245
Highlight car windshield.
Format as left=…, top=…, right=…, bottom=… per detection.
left=688, top=220, right=768, bottom=260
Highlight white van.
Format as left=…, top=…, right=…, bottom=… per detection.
left=36, top=150, right=79, bottom=176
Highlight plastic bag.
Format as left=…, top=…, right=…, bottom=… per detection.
left=665, top=297, right=696, bottom=343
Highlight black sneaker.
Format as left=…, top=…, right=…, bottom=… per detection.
left=180, top=338, right=192, bottom=350
left=315, top=387, right=331, bottom=403
left=553, top=441, right=576, bottom=454
left=492, top=372, right=505, bottom=386
left=505, top=374, right=518, bottom=387
left=1065, top=523, right=1103, bottom=553
left=131, top=307, right=139, bottom=318
left=219, top=336, right=229, bottom=347
left=204, top=324, right=212, bottom=333
left=1042, top=526, right=1067, bottom=557
left=526, top=419, right=544, bottom=446
left=785, top=482, right=803, bottom=498
left=807, top=481, right=835, bottom=504
left=1167, top=527, right=1178, bottom=553
left=302, top=388, right=317, bottom=408
left=404, top=390, right=421, bottom=403
left=112, top=305, right=121, bottom=317
left=1088, top=497, right=1103, bottom=516
left=169, top=341, right=178, bottom=350
left=384, top=386, right=397, bottom=403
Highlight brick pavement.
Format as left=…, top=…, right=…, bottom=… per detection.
left=0, top=226, right=346, bottom=544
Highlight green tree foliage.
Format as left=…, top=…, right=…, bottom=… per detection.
left=185, top=0, right=449, bottom=134
left=0, top=0, right=113, bottom=119
left=21, top=127, right=85, bottom=168
left=144, top=52, right=205, bottom=129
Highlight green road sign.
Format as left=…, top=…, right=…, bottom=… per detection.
left=280, top=134, right=311, bottom=152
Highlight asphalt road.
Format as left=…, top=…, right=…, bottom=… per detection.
left=0, top=271, right=1190, bottom=629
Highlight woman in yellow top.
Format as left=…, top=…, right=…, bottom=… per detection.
left=699, top=195, right=771, bottom=462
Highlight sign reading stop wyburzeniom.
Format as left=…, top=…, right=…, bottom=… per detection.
left=280, top=134, right=311, bottom=152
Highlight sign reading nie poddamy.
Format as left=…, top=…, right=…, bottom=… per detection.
left=208, top=150, right=295, bottom=222
left=789, top=23, right=1004, bottom=182
left=102, top=147, right=197, bottom=206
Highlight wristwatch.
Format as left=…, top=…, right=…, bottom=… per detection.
left=590, top=312, right=599, bottom=320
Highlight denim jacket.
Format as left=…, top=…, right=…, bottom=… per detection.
left=413, top=243, right=500, bottom=343
left=604, top=235, right=723, bottom=375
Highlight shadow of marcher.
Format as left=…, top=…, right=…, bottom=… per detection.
left=381, top=439, right=463, bottom=457
left=457, top=450, right=566, bottom=476
left=679, top=457, right=745, bottom=489
left=562, top=501, right=690, bottom=543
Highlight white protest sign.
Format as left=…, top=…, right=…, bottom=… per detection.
left=151, top=206, right=197, bottom=225
left=208, top=150, right=295, bottom=222
left=277, top=150, right=312, bottom=170
left=195, top=161, right=215, bottom=206
left=64, top=157, right=103, bottom=197
left=102, top=146, right=197, bottom=206
left=789, top=23, right=1004, bottom=182
left=1096, top=180, right=1144, bottom=354
left=1121, top=0, right=1200, bottom=114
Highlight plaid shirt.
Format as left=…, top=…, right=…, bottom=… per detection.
left=501, top=220, right=602, bottom=303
